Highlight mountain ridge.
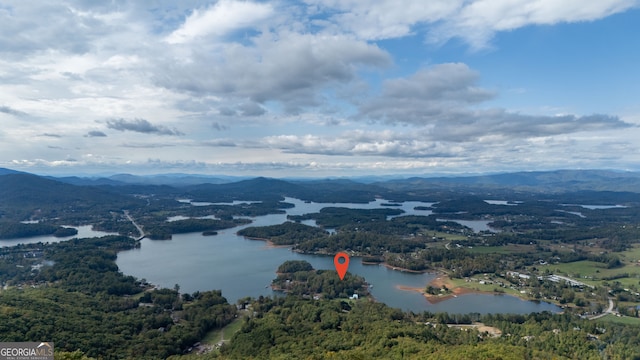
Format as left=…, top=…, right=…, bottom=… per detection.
left=2, top=167, right=640, bottom=193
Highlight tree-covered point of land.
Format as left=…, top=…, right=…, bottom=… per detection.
left=0, top=222, right=78, bottom=239
left=145, top=218, right=252, bottom=240
left=288, top=207, right=403, bottom=229
left=272, top=260, right=368, bottom=299
left=276, top=259, right=314, bottom=273
left=238, top=221, right=327, bottom=245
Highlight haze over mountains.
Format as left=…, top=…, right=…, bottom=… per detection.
left=2, top=167, right=640, bottom=194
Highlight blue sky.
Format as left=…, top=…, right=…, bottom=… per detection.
left=1, top=0, right=639, bottom=177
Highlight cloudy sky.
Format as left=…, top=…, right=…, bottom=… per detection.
left=1, top=0, right=639, bottom=177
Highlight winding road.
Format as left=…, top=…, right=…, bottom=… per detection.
left=589, top=298, right=615, bottom=320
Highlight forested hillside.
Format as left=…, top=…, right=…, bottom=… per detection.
left=177, top=297, right=640, bottom=359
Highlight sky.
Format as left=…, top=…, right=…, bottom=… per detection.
left=1, top=0, right=640, bottom=177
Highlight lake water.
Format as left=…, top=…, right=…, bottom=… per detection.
left=0, top=225, right=118, bottom=248
left=484, top=200, right=520, bottom=206
left=556, top=210, right=586, bottom=218
left=116, top=198, right=560, bottom=314
left=437, top=219, right=496, bottom=233
left=560, top=204, right=627, bottom=210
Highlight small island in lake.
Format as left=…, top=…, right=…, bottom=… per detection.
left=272, top=260, right=369, bottom=300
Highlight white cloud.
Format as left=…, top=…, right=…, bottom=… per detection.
left=166, top=0, right=274, bottom=44
left=156, top=31, right=391, bottom=112
left=306, top=0, right=639, bottom=47
left=359, top=63, right=494, bottom=125
left=304, top=0, right=461, bottom=40
left=433, top=0, right=640, bottom=48
left=262, top=129, right=461, bottom=158
left=0, top=1, right=638, bottom=176
left=357, top=64, right=634, bottom=141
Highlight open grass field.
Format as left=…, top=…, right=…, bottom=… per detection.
left=596, top=313, right=640, bottom=326
left=466, top=244, right=534, bottom=255
left=618, top=245, right=640, bottom=263
left=202, top=313, right=247, bottom=346
left=426, top=231, right=468, bottom=242
left=444, top=275, right=521, bottom=296
left=552, top=260, right=640, bottom=278
left=551, top=260, right=640, bottom=287
left=608, top=277, right=640, bottom=288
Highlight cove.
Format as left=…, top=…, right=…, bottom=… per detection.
left=116, top=198, right=561, bottom=314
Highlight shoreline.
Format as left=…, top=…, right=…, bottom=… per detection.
left=264, top=240, right=292, bottom=249
left=380, top=262, right=429, bottom=274
left=397, top=274, right=511, bottom=304
left=242, top=234, right=542, bottom=306
left=242, top=236, right=294, bottom=249
left=244, top=234, right=442, bottom=276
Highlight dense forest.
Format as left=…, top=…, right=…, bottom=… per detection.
left=0, top=222, right=78, bottom=239
left=0, top=237, right=237, bottom=359
left=179, top=296, right=640, bottom=359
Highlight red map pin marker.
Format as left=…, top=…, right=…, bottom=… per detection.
left=334, top=252, right=350, bottom=280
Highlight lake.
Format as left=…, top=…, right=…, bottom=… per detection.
left=560, top=204, right=627, bottom=210
left=116, top=198, right=560, bottom=314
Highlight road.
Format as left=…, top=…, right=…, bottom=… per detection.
left=589, top=298, right=615, bottom=320
left=124, top=210, right=145, bottom=240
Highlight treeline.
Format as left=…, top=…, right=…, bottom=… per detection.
left=145, top=218, right=251, bottom=240
left=386, top=248, right=503, bottom=275
left=239, top=220, right=432, bottom=256
left=0, top=221, right=78, bottom=239
left=327, top=214, right=468, bottom=236
left=432, top=197, right=560, bottom=218
left=295, top=231, right=426, bottom=255
left=169, top=200, right=293, bottom=219
left=495, top=225, right=640, bottom=252
left=288, top=207, right=403, bottom=229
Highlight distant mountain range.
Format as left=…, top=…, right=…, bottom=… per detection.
left=2, top=167, right=640, bottom=224
left=0, top=168, right=28, bottom=176
left=380, top=170, right=640, bottom=193
left=0, top=172, right=143, bottom=221
left=45, top=173, right=249, bottom=187
left=1, top=167, right=640, bottom=194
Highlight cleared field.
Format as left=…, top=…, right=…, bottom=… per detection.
left=618, top=246, right=640, bottom=262
left=466, top=244, right=534, bottom=255
left=446, top=276, right=521, bottom=296
left=426, top=231, right=468, bottom=241
left=609, top=277, right=640, bottom=288
left=596, top=314, right=640, bottom=325
left=202, top=313, right=247, bottom=345
left=551, top=261, right=640, bottom=286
